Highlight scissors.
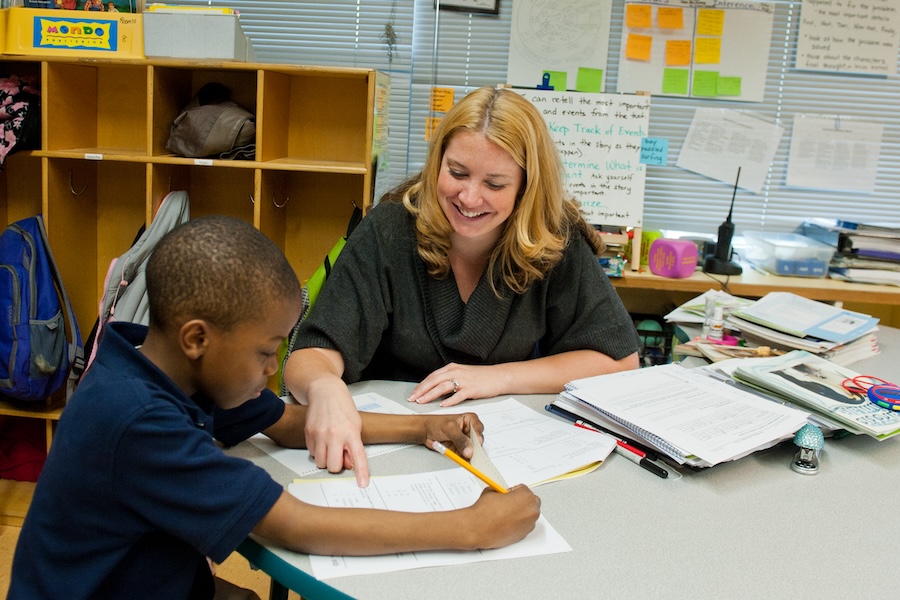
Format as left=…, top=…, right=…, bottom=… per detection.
left=842, top=375, right=900, bottom=411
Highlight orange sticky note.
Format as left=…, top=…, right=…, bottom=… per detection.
left=625, top=4, right=653, bottom=28
left=657, top=7, right=684, bottom=30
left=697, top=9, right=725, bottom=36
left=694, top=37, right=722, bottom=64
left=626, top=33, right=653, bottom=61
left=425, top=117, right=442, bottom=141
left=430, top=87, right=454, bottom=113
left=665, top=40, right=692, bottom=66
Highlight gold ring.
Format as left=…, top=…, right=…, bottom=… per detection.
left=450, top=379, right=460, bottom=394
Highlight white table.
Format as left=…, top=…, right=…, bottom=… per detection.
left=233, top=327, right=900, bottom=600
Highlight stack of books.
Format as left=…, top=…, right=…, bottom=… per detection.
left=725, top=291, right=880, bottom=366
left=731, top=351, right=900, bottom=440
left=799, top=218, right=900, bottom=286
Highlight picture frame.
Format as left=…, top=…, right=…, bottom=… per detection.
left=436, top=0, right=500, bottom=16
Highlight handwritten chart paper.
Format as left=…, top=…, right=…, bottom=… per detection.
left=516, top=89, right=650, bottom=226
left=796, top=0, right=900, bottom=74
left=507, top=0, right=613, bottom=90
left=288, top=469, right=570, bottom=579
left=786, top=114, right=883, bottom=192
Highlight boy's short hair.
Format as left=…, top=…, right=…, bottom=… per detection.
left=146, top=215, right=301, bottom=329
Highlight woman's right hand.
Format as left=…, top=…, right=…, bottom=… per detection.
left=466, top=485, right=541, bottom=549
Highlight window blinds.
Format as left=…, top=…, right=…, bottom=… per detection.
left=174, top=0, right=900, bottom=236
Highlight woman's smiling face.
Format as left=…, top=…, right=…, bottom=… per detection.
left=437, top=131, right=524, bottom=247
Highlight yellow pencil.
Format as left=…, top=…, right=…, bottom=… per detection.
left=431, top=441, right=508, bottom=493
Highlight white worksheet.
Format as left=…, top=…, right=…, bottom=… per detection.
left=437, top=398, right=617, bottom=486
left=288, top=468, right=571, bottom=579
left=248, top=393, right=416, bottom=476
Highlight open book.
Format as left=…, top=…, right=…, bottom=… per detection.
left=733, top=351, right=900, bottom=440
left=563, top=364, right=810, bottom=468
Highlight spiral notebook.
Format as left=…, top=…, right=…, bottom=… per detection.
left=562, top=364, right=810, bottom=468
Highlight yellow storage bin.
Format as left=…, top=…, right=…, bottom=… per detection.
left=3, top=7, right=143, bottom=59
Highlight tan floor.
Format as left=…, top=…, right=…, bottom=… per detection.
left=0, top=524, right=301, bottom=600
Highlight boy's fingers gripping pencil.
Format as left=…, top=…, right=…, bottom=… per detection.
left=431, top=441, right=508, bottom=493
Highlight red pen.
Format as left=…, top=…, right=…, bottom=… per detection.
left=573, top=421, right=668, bottom=479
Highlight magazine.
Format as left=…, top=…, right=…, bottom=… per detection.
left=733, top=351, right=900, bottom=440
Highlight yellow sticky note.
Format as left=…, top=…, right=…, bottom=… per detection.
left=626, top=33, right=653, bottom=61
left=576, top=67, right=603, bottom=93
left=430, top=87, right=454, bottom=113
left=425, top=117, right=442, bottom=141
left=717, top=76, right=742, bottom=96
left=626, top=3, right=653, bottom=28
left=665, top=40, right=692, bottom=66
left=662, top=68, right=689, bottom=95
left=657, top=7, right=684, bottom=30
left=545, top=70, right=568, bottom=91
left=697, top=9, right=725, bottom=36
left=692, top=71, right=719, bottom=97
left=694, top=37, right=722, bottom=64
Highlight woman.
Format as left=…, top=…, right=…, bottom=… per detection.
left=283, top=86, right=640, bottom=485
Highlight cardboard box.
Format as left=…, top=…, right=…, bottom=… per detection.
left=3, top=7, right=144, bottom=59
left=143, top=12, right=254, bottom=62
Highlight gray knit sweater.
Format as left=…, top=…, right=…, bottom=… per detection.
left=294, top=202, right=639, bottom=383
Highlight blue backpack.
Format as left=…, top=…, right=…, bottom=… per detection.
left=0, top=215, right=83, bottom=403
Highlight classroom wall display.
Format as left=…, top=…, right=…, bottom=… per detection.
left=616, top=0, right=775, bottom=103
left=515, top=88, right=650, bottom=227
left=796, top=0, right=900, bottom=74
left=507, top=0, right=613, bottom=92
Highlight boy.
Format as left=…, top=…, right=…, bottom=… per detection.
left=9, top=216, right=540, bottom=600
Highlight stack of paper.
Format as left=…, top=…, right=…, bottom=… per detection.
left=727, top=292, right=880, bottom=366
left=732, top=350, right=900, bottom=440
left=560, top=364, right=810, bottom=468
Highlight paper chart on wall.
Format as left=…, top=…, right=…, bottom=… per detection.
left=507, top=0, right=613, bottom=90
left=248, top=393, right=416, bottom=477
left=515, top=88, right=650, bottom=226
left=616, top=0, right=775, bottom=103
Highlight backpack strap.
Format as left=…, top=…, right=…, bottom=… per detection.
left=33, top=216, right=84, bottom=401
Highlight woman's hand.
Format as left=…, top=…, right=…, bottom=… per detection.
left=408, top=363, right=504, bottom=407
left=421, top=412, right=485, bottom=458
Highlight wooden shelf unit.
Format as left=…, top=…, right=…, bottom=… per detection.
left=0, top=57, right=388, bottom=498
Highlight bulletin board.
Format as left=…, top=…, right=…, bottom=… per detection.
left=616, top=0, right=775, bottom=103
left=515, top=88, right=650, bottom=228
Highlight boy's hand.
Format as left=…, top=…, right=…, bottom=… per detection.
left=467, top=485, right=541, bottom=549
left=422, top=413, right=484, bottom=459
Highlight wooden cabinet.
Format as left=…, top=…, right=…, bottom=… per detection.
left=0, top=57, right=388, bottom=470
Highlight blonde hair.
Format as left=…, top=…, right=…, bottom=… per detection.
left=398, top=86, right=600, bottom=295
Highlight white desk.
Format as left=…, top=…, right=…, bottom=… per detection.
left=232, top=327, right=900, bottom=600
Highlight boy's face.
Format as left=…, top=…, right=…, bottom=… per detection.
left=196, top=298, right=300, bottom=410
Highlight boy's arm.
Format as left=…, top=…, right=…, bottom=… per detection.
left=253, top=485, right=540, bottom=556
left=263, top=406, right=482, bottom=459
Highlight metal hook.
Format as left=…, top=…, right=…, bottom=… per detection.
left=273, top=195, right=289, bottom=208
left=69, top=171, right=87, bottom=196
left=249, top=194, right=255, bottom=204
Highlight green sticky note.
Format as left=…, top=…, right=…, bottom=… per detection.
left=692, top=70, right=719, bottom=97
left=544, top=70, right=568, bottom=91
left=662, top=68, right=689, bottom=95
left=717, top=76, right=742, bottom=96
left=575, top=67, right=603, bottom=92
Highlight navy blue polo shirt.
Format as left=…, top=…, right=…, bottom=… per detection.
left=9, top=322, right=285, bottom=600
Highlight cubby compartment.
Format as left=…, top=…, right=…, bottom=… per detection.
left=1, top=153, right=43, bottom=225
left=45, top=158, right=148, bottom=331
left=150, top=162, right=256, bottom=225
left=259, top=69, right=370, bottom=170
left=44, top=62, right=149, bottom=156
left=259, top=170, right=364, bottom=281
left=151, top=65, right=259, bottom=158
